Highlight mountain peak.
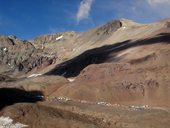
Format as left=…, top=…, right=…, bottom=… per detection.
left=119, top=18, right=142, bottom=27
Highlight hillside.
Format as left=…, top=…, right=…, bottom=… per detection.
left=0, top=18, right=170, bottom=128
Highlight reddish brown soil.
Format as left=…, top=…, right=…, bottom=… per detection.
left=50, top=34, right=170, bottom=107
left=1, top=19, right=170, bottom=128
left=1, top=101, right=170, bottom=128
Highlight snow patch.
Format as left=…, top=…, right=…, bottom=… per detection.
left=97, top=102, right=106, bottom=105
left=129, top=105, right=149, bottom=111
left=67, top=78, right=75, bottom=82
left=119, top=26, right=126, bottom=30
left=117, top=48, right=136, bottom=57
left=3, top=48, right=7, bottom=52
left=28, top=74, right=42, bottom=78
left=57, top=97, right=71, bottom=101
left=0, top=116, right=28, bottom=128
left=56, top=35, right=63, bottom=41
left=122, top=26, right=126, bottom=29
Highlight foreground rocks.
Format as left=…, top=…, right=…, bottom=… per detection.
left=1, top=100, right=170, bottom=128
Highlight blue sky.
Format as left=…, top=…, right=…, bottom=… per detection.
left=0, top=0, right=170, bottom=39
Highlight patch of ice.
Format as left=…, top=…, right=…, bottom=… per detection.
left=57, top=97, right=71, bottom=101
left=56, top=35, right=63, bottom=41
left=122, top=26, right=126, bottom=29
left=27, top=74, right=42, bottom=78
left=3, top=48, right=7, bottom=52
left=0, top=116, right=28, bottom=128
left=67, top=78, right=75, bottom=82
left=8, top=35, right=17, bottom=40
left=129, top=105, right=149, bottom=111
left=97, top=102, right=108, bottom=105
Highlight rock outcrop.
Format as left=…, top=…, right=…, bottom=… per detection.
left=0, top=36, right=56, bottom=76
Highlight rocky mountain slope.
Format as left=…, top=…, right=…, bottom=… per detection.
left=0, top=18, right=170, bottom=128
left=0, top=35, right=56, bottom=77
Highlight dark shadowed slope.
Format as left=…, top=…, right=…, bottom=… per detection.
left=46, top=33, right=170, bottom=77
left=0, top=88, right=44, bottom=110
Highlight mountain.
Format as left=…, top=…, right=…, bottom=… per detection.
left=0, top=35, right=56, bottom=76
left=0, top=18, right=170, bottom=128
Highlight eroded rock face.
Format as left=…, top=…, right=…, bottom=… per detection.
left=95, top=20, right=122, bottom=36
left=0, top=36, right=56, bottom=76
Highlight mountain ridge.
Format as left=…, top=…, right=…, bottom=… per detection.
left=0, top=18, right=170, bottom=128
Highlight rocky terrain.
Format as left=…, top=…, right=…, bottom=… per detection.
left=0, top=35, right=56, bottom=77
left=0, top=18, right=170, bottom=127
